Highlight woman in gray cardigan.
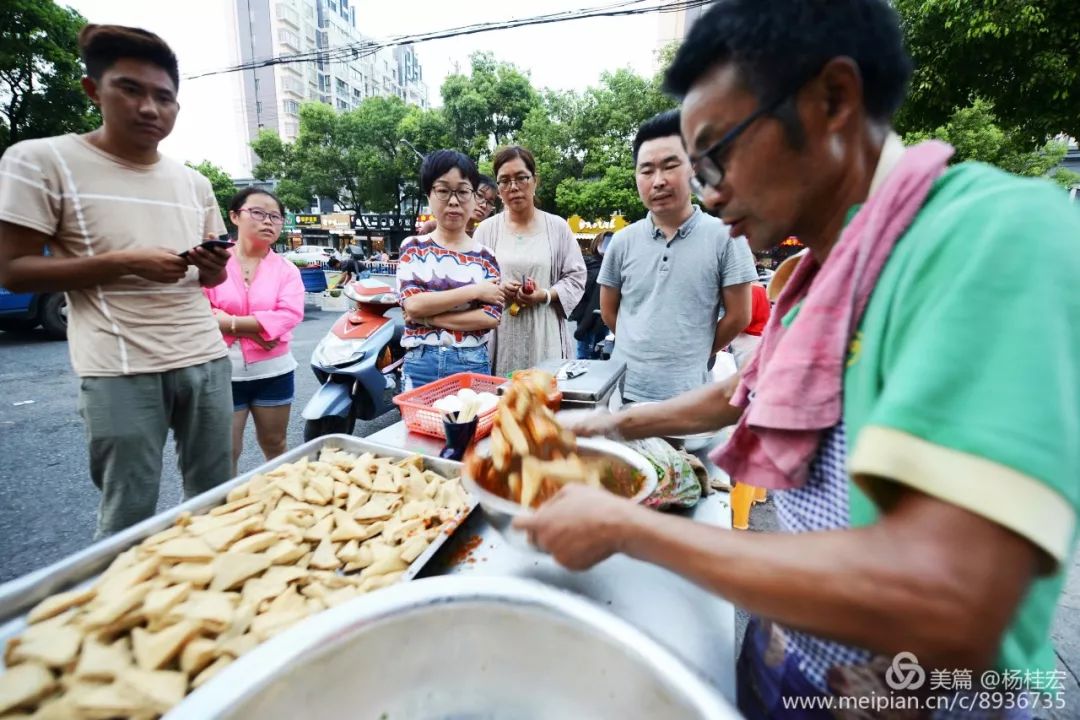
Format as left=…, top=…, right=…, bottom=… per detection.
left=474, top=145, right=586, bottom=376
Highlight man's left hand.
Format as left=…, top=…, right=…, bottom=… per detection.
left=190, top=241, right=230, bottom=287
left=512, top=484, right=639, bottom=570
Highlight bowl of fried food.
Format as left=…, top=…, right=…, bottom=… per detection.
left=463, top=372, right=657, bottom=553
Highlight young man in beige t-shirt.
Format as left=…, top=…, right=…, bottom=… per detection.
left=0, top=26, right=235, bottom=537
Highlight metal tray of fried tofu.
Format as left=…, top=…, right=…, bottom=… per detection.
left=0, top=433, right=474, bottom=659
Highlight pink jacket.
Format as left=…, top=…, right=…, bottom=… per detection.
left=203, top=250, right=305, bottom=364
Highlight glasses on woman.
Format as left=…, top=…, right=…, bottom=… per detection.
left=241, top=207, right=285, bottom=224
left=496, top=174, right=533, bottom=190
left=431, top=186, right=476, bottom=203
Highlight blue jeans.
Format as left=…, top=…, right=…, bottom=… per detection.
left=575, top=323, right=610, bottom=359
left=403, top=344, right=491, bottom=390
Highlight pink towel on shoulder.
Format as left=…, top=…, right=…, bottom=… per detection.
left=711, top=141, right=954, bottom=489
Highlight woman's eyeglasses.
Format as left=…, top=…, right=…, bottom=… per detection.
left=496, top=174, right=533, bottom=190
left=241, top=207, right=285, bottom=224
left=431, top=186, right=476, bottom=203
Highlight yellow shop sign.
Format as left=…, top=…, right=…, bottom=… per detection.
left=567, top=214, right=629, bottom=237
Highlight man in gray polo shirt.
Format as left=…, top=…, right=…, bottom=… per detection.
left=599, top=110, right=755, bottom=402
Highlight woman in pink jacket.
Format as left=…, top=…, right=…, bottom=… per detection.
left=204, top=188, right=304, bottom=473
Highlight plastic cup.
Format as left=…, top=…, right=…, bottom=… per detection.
left=440, top=417, right=478, bottom=461
left=731, top=482, right=755, bottom=530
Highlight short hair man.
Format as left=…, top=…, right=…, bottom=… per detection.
left=599, top=109, right=756, bottom=402
left=0, top=25, right=234, bottom=537
left=520, top=1, right=1080, bottom=715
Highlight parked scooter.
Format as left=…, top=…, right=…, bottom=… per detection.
left=302, top=277, right=405, bottom=440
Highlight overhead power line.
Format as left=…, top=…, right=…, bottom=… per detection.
left=186, top=0, right=714, bottom=81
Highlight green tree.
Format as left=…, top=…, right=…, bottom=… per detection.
left=903, top=98, right=1078, bottom=188
left=517, top=89, right=587, bottom=210
left=441, top=52, right=540, bottom=160
left=250, top=97, right=454, bottom=224
left=895, top=0, right=1080, bottom=144
left=0, top=0, right=98, bottom=153
left=555, top=166, right=642, bottom=221
left=518, top=66, right=676, bottom=221
left=187, top=160, right=236, bottom=227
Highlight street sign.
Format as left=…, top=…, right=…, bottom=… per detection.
left=352, top=214, right=414, bottom=232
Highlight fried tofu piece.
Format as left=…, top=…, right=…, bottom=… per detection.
left=399, top=535, right=431, bottom=564
left=241, top=575, right=288, bottom=608
left=216, top=632, right=259, bottom=659
left=116, top=668, right=187, bottom=716
left=179, top=637, right=217, bottom=676
left=170, top=591, right=236, bottom=634
left=69, top=681, right=146, bottom=720
left=209, top=553, right=271, bottom=592
left=329, top=509, right=372, bottom=542
left=261, top=566, right=307, bottom=586
left=302, top=515, right=334, bottom=543
left=308, top=536, right=342, bottom=571
left=154, top=536, right=215, bottom=563
left=227, top=531, right=278, bottom=554
left=160, top=562, right=214, bottom=587
left=0, top=663, right=55, bottom=715
left=208, top=493, right=263, bottom=516
left=27, top=586, right=96, bottom=625
left=74, top=637, right=133, bottom=682
left=143, top=582, right=192, bottom=620
left=275, top=473, right=305, bottom=501
left=249, top=607, right=309, bottom=641
left=353, top=494, right=399, bottom=521
left=359, top=570, right=406, bottom=593
left=265, top=539, right=308, bottom=565
left=131, top=620, right=201, bottom=670
left=202, top=517, right=261, bottom=552
left=81, top=582, right=152, bottom=630
left=94, top=557, right=160, bottom=599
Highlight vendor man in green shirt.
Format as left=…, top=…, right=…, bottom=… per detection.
left=517, top=0, right=1080, bottom=717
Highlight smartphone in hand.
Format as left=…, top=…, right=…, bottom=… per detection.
left=180, top=234, right=235, bottom=260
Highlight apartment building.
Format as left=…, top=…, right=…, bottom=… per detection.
left=234, top=0, right=429, bottom=152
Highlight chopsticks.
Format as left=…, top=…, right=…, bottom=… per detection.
left=448, top=397, right=480, bottom=425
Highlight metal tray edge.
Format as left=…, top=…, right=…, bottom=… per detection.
left=0, top=434, right=468, bottom=624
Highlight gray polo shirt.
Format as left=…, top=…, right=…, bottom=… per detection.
left=598, top=207, right=756, bottom=402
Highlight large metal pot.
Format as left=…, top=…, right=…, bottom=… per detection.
left=169, top=576, right=738, bottom=719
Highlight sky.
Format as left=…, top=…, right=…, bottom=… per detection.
left=62, top=0, right=675, bottom=175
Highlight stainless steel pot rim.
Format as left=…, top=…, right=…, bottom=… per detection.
left=168, top=575, right=734, bottom=719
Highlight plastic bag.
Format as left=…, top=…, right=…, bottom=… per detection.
left=623, top=437, right=703, bottom=510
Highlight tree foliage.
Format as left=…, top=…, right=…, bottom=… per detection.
left=0, top=0, right=99, bottom=154
left=903, top=98, right=1077, bottom=188
left=441, top=52, right=540, bottom=160
left=895, top=0, right=1080, bottom=143
left=251, top=97, right=453, bottom=222
left=187, top=160, right=236, bottom=227
left=252, top=53, right=678, bottom=222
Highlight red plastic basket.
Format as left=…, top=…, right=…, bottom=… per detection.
left=393, top=372, right=507, bottom=440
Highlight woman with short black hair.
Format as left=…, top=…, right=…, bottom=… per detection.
left=396, top=150, right=505, bottom=389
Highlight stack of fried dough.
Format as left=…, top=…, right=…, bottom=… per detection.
left=0, top=449, right=470, bottom=719
left=466, top=371, right=599, bottom=509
